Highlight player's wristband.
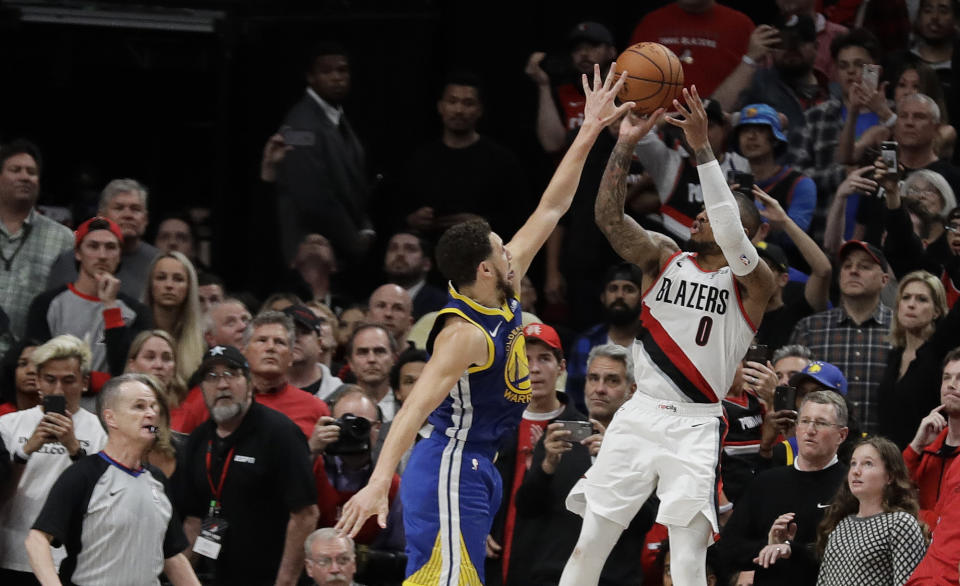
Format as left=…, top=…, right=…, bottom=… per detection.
left=741, top=54, right=758, bottom=67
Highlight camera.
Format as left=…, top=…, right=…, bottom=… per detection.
left=326, top=413, right=372, bottom=455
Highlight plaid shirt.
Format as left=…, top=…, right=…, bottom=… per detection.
left=0, top=209, right=73, bottom=342
left=789, top=303, right=893, bottom=434
left=786, top=98, right=849, bottom=200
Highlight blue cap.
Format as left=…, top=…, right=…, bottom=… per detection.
left=735, top=103, right=788, bottom=147
left=790, top=361, right=848, bottom=396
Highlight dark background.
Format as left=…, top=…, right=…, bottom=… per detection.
left=0, top=0, right=772, bottom=298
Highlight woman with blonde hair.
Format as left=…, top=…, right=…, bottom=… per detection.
left=815, top=437, right=927, bottom=585
left=878, top=270, right=960, bottom=449
left=143, top=251, right=205, bottom=385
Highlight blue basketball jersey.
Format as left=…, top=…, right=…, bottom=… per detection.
left=426, top=283, right=530, bottom=447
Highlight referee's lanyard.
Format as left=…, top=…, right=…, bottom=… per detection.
left=206, top=442, right=234, bottom=518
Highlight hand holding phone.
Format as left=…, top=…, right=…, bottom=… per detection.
left=744, top=344, right=771, bottom=365
left=732, top=171, right=755, bottom=197
left=880, top=141, right=899, bottom=177
left=556, top=420, right=594, bottom=443
left=861, top=64, right=881, bottom=91
left=43, top=394, right=66, bottom=416
left=773, top=386, right=797, bottom=412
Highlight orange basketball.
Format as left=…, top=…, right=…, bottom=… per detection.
left=614, top=42, right=684, bottom=114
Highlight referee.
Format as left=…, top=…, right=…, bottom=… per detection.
left=24, top=374, right=199, bottom=586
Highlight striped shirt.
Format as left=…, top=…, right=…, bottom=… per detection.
left=789, top=303, right=893, bottom=434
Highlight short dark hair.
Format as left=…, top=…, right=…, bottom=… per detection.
left=0, top=139, right=42, bottom=175
left=389, top=229, right=433, bottom=259
left=830, top=28, right=882, bottom=62
left=943, top=347, right=960, bottom=369
left=305, top=41, right=349, bottom=72
left=734, top=193, right=763, bottom=239
left=389, top=347, right=429, bottom=389
left=198, top=271, right=224, bottom=289
left=347, top=322, right=398, bottom=356
left=436, top=219, right=493, bottom=287
left=441, top=70, right=485, bottom=103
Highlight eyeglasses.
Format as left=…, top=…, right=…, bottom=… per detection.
left=202, top=369, right=241, bottom=384
left=308, top=554, right=354, bottom=568
left=945, top=223, right=960, bottom=233
left=797, top=417, right=843, bottom=431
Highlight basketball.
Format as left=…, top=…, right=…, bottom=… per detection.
left=614, top=42, right=684, bottom=114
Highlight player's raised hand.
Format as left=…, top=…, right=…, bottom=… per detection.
left=664, top=86, right=710, bottom=152
left=582, top=64, right=635, bottom=129
left=336, top=482, right=389, bottom=538
left=616, top=109, right=666, bottom=146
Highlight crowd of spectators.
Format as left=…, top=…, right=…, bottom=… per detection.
left=3, top=0, right=960, bottom=584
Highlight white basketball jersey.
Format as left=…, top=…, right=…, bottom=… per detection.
left=633, top=251, right=756, bottom=403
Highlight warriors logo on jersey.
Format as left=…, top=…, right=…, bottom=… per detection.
left=503, top=326, right=530, bottom=403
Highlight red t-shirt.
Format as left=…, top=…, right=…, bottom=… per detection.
left=255, top=383, right=330, bottom=439
left=629, top=3, right=754, bottom=98
left=502, top=415, right=553, bottom=581
left=906, top=456, right=960, bottom=584
left=170, top=383, right=330, bottom=439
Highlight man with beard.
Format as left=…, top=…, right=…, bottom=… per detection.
left=733, top=15, right=831, bottom=132
left=400, top=72, right=528, bottom=240
left=565, top=263, right=644, bottom=414
left=46, top=179, right=160, bottom=299
left=336, top=66, right=633, bottom=584
left=26, top=217, right=152, bottom=378
left=175, top=345, right=319, bottom=586
left=383, top=230, right=445, bottom=319
left=901, top=0, right=958, bottom=122
left=559, top=87, right=776, bottom=586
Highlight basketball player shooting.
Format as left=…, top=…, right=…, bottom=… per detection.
left=558, top=86, right=776, bottom=586
left=335, top=65, right=636, bottom=585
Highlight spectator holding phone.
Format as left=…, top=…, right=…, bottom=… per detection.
left=510, top=344, right=655, bottom=585
left=0, top=335, right=107, bottom=582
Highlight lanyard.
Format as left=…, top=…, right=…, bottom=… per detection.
left=205, top=441, right=235, bottom=512
left=0, top=223, right=32, bottom=271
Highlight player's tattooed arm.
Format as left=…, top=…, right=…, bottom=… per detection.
left=595, top=141, right=661, bottom=274
left=694, top=143, right=716, bottom=165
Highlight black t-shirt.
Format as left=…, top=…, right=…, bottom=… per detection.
left=757, top=295, right=814, bottom=351
left=33, top=453, right=187, bottom=586
left=173, top=401, right=318, bottom=586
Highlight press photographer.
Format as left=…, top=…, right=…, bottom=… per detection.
left=311, top=386, right=405, bottom=584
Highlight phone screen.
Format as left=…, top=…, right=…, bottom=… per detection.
left=43, top=394, right=66, bottom=416
left=773, top=386, right=797, bottom=412
left=744, top=344, right=771, bottom=364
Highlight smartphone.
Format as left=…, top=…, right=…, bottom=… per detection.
left=281, top=128, right=316, bottom=147
left=861, top=64, right=881, bottom=91
left=880, top=141, right=898, bottom=177
left=744, top=344, right=771, bottom=365
left=773, top=385, right=797, bottom=412
left=556, top=420, right=594, bottom=442
left=43, top=394, right=66, bottom=416
left=732, top=171, right=755, bottom=196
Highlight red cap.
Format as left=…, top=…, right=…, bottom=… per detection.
left=523, top=323, right=562, bottom=353
left=74, top=216, right=124, bottom=249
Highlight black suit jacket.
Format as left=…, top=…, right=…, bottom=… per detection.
left=276, top=92, right=370, bottom=262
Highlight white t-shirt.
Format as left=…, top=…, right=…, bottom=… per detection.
left=0, top=406, right=107, bottom=572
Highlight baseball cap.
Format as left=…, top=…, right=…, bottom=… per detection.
left=701, top=98, right=726, bottom=126
left=74, top=216, right=124, bottom=249
left=735, top=103, right=788, bottom=146
left=756, top=241, right=789, bottom=273
left=523, top=323, right=563, bottom=353
left=198, top=345, right=249, bottom=377
left=283, top=304, right=324, bottom=334
left=603, top=262, right=644, bottom=287
left=776, top=13, right=817, bottom=44
left=567, top=21, right=614, bottom=46
left=790, top=361, right=848, bottom=396
left=838, top=240, right=889, bottom=272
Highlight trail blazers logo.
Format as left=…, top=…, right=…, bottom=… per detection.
left=503, top=326, right=531, bottom=403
